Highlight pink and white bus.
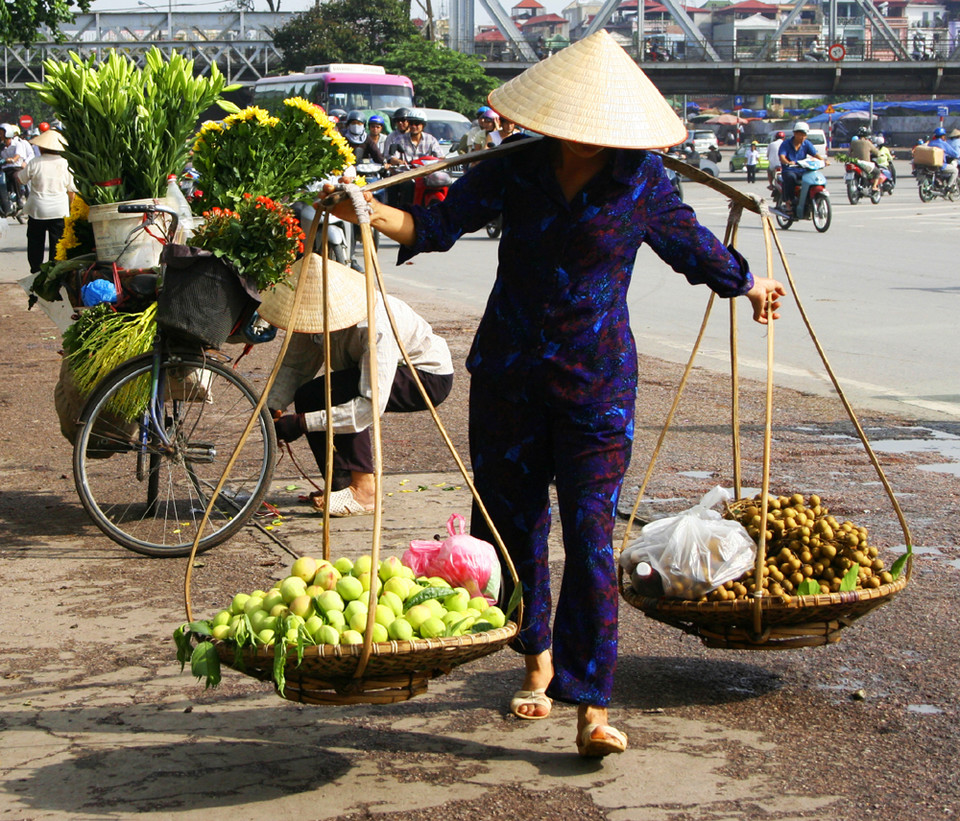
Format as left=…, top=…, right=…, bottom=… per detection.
left=251, top=63, right=414, bottom=118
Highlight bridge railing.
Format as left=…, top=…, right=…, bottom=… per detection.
left=473, top=29, right=959, bottom=64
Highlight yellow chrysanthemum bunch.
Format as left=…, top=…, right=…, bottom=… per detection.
left=189, top=98, right=354, bottom=213
left=55, top=196, right=95, bottom=261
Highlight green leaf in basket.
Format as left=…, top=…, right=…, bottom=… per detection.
left=839, top=564, right=861, bottom=592
left=273, top=640, right=287, bottom=697
left=797, top=579, right=821, bottom=596
left=404, top=587, right=454, bottom=611
left=469, top=620, right=495, bottom=634
left=505, top=581, right=523, bottom=621
left=190, top=641, right=221, bottom=689
left=233, top=614, right=253, bottom=648
left=890, top=550, right=911, bottom=581
left=173, top=624, right=191, bottom=669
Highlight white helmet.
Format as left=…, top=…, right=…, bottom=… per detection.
left=874, top=134, right=885, bottom=146
left=794, top=121, right=810, bottom=134
left=2, top=125, right=16, bottom=139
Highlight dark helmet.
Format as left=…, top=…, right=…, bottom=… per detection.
left=346, top=109, right=364, bottom=124
left=328, top=108, right=348, bottom=123
left=392, top=107, right=412, bottom=127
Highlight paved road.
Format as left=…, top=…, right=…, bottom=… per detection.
left=6, top=159, right=956, bottom=420
left=3, top=164, right=960, bottom=820
left=375, top=159, right=960, bottom=422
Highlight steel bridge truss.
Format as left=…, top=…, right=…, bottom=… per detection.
left=0, top=11, right=290, bottom=88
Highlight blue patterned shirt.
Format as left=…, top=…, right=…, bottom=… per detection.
left=398, top=137, right=753, bottom=405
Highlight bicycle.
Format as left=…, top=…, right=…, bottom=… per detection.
left=72, top=203, right=277, bottom=557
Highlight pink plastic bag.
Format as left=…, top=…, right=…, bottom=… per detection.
left=403, top=514, right=501, bottom=602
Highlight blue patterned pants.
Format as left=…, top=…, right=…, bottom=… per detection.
left=468, top=376, right=634, bottom=706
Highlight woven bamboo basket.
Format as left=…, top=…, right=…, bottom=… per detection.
left=215, top=625, right=518, bottom=705
left=181, top=154, right=527, bottom=704
left=618, top=158, right=913, bottom=650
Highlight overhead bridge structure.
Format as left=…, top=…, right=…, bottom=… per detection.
left=0, top=11, right=289, bottom=89
left=481, top=59, right=960, bottom=96
left=2, top=8, right=960, bottom=96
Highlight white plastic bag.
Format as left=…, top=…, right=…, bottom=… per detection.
left=619, top=486, right=756, bottom=599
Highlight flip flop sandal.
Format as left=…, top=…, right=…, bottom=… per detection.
left=576, top=723, right=628, bottom=758
left=314, top=487, right=375, bottom=518
left=510, top=688, right=552, bottom=720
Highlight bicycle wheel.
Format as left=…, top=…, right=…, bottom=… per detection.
left=74, top=351, right=277, bottom=557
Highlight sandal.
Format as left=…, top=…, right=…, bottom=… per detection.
left=576, top=723, right=628, bottom=758
left=510, top=688, right=552, bottom=720
left=312, top=487, right=375, bottom=518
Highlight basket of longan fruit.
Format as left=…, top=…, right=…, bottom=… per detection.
left=619, top=490, right=911, bottom=650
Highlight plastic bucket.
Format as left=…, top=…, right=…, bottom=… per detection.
left=88, top=198, right=174, bottom=270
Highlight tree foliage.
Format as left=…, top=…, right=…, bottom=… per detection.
left=0, top=0, right=90, bottom=46
left=273, top=0, right=418, bottom=70
left=380, top=38, right=497, bottom=116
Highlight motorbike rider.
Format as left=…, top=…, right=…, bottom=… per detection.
left=766, top=131, right=785, bottom=186
left=850, top=128, right=882, bottom=190
left=0, top=125, right=33, bottom=216
left=927, top=126, right=960, bottom=192
left=343, top=110, right=385, bottom=165
left=872, top=134, right=894, bottom=192
left=328, top=109, right=348, bottom=135
left=367, top=114, right=387, bottom=155
left=779, top=121, right=827, bottom=215
left=383, top=107, right=411, bottom=159
left=496, top=113, right=518, bottom=143
left=387, top=109, right=441, bottom=165
left=457, top=105, right=501, bottom=154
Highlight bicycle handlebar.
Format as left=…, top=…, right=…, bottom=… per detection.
left=116, top=202, right=180, bottom=243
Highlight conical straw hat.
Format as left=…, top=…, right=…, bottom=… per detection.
left=488, top=30, right=686, bottom=150
left=257, top=254, right=367, bottom=333
left=30, top=129, right=67, bottom=152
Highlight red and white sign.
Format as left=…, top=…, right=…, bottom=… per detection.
left=18, top=114, right=33, bottom=131
left=828, top=43, right=846, bottom=61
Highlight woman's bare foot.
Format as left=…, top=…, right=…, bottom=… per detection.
left=576, top=704, right=627, bottom=757
left=512, top=650, right=553, bottom=718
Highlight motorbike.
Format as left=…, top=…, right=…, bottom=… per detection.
left=772, top=158, right=832, bottom=232
left=844, top=160, right=895, bottom=205
left=1, top=166, right=27, bottom=224
left=410, top=156, right=453, bottom=208
left=292, top=195, right=354, bottom=268
left=915, top=161, right=959, bottom=203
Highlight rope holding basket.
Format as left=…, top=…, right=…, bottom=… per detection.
left=618, top=161, right=913, bottom=650
left=181, top=167, right=523, bottom=705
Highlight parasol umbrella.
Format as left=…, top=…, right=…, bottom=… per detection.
left=705, top=113, right=749, bottom=125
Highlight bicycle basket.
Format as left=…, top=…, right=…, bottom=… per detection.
left=157, top=245, right=260, bottom=348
